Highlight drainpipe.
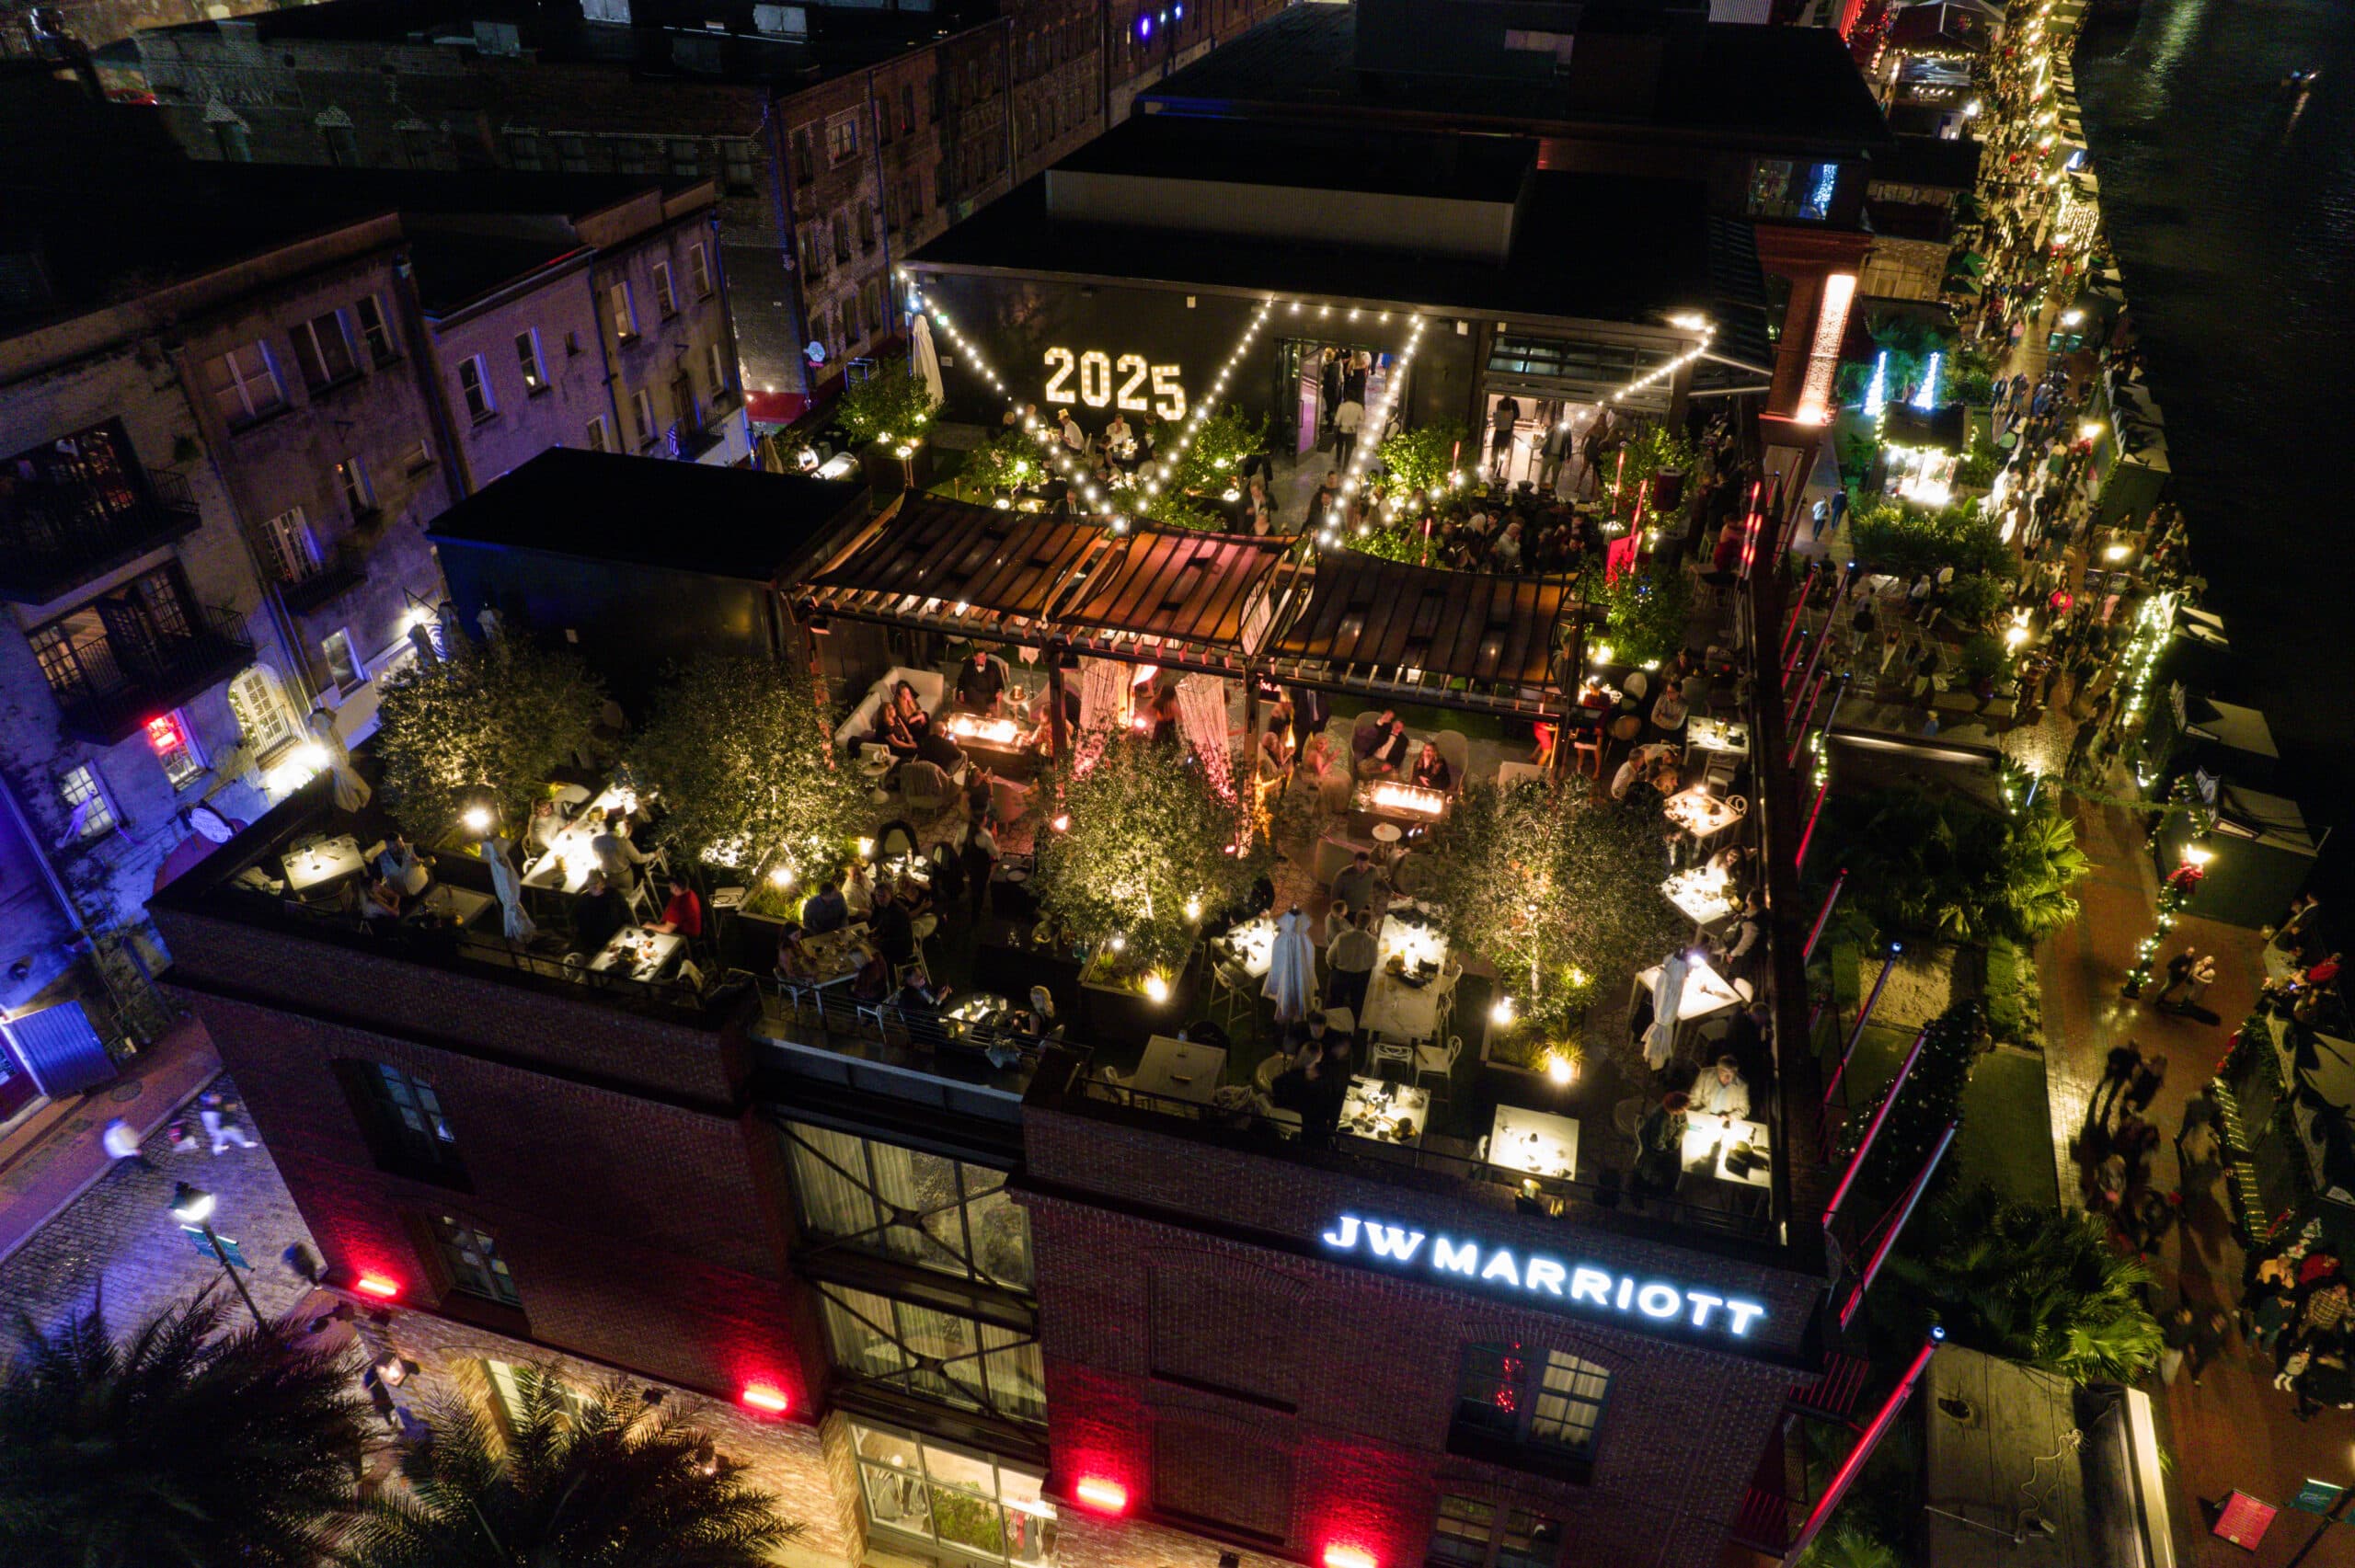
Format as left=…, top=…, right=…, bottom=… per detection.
left=867, top=68, right=898, bottom=341
left=0, top=769, right=93, bottom=946
left=761, top=95, right=817, bottom=409
left=1001, top=19, right=1016, bottom=187
left=706, top=205, right=746, bottom=459
left=389, top=247, right=471, bottom=507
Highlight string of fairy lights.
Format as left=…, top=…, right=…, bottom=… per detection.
left=897, top=265, right=1718, bottom=538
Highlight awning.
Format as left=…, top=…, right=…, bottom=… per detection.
left=808, top=496, right=1103, bottom=645
left=1265, top=550, right=1582, bottom=706
left=1051, top=526, right=1294, bottom=670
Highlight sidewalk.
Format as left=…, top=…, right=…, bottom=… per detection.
left=0, top=1014, right=221, bottom=1265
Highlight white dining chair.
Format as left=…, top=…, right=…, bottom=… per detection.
left=1413, top=1034, right=1462, bottom=1099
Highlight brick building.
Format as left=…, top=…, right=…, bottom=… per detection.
left=124, top=0, right=1290, bottom=426
left=0, top=166, right=736, bottom=1116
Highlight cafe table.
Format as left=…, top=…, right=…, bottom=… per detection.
left=1684, top=716, right=1752, bottom=756
left=523, top=783, right=649, bottom=892
left=589, top=926, right=683, bottom=982
left=1631, top=958, right=1750, bottom=1029
left=1361, top=901, right=1450, bottom=1047
left=944, top=992, right=1010, bottom=1038
left=418, top=883, right=494, bottom=927
left=1222, top=914, right=1277, bottom=979
left=1660, top=865, right=1741, bottom=927
left=1341, top=1075, right=1429, bottom=1145
left=1681, top=1114, right=1772, bottom=1189
left=1488, top=1104, right=1580, bottom=1181
left=1661, top=784, right=1746, bottom=841
left=283, top=834, right=365, bottom=893
left=1129, top=1035, right=1227, bottom=1105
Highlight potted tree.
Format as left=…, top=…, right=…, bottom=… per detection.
left=834, top=364, right=942, bottom=493
left=1030, top=732, right=1263, bottom=1046
left=373, top=635, right=604, bottom=846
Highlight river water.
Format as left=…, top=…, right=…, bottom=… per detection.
left=2074, top=0, right=2355, bottom=864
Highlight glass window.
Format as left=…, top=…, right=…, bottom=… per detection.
left=688, top=242, right=713, bottom=299
left=631, top=389, right=655, bottom=446
left=204, top=341, right=284, bottom=425
left=507, top=130, right=543, bottom=170
left=586, top=415, right=613, bottom=453
left=652, top=261, right=677, bottom=317
left=1746, top=157, right=1796, bottom=218
left=720, top=141, right=754, bottom=192
left=1798, top=162, right=1839, bottom=222
left=668, top=138, right=702, bottom=177
left=818, top=1283, right=1044, bottom=1425
left=515, top=328, right=546, bottom=391
left=257, top=506, right=322, bottom=585
left=827, top=116, right=858, bottom=164
left=144, top=710, right=204, bottom=790
left=363, top=1061, right=458, bottom=1166
left=854, top=1421, right=1056, bottom=1566
left=608, top=280, right=638, bottom=339
left=459, top=355, right=495, bottom=421
left=227, top=664, right=301, bottom=756
left=1496, top=1510, right=1561, bottom=1568
left=1429, top=1495, right=1493, bottom=1568
left=706, top=341, right=729, bottom=400
left=556, top=133, right=592, bottom=173
left=785, top=1123, right=1033, bottom=1290
left=791, top=125, right=814, bottom=183
left=56, top=763, right=115, bottom=839
left=354, top=294, right=397, bottom=364
left=322, top=627, right=364, bottom=689
left=1450, top=1342, right=1608, bottom=1473
left=335, top=456, right=373, bottom=517
left=432, top=1215, right=520, bottom=1306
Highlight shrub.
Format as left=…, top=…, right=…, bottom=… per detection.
left=1846, top=498, right=2009, bottom=579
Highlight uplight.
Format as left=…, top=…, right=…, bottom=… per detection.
left=1108, top=933, right=1126, bottom=953
left=1051, top=814, right=1071, bottom=832
left=1546, top=1053, right=1574, bottom=1086
left=1491, top=995, right=1516, bottom=1025
left=1326, top=1548, right=1378, bottom=1568
left=2183, top=845, right=2214, bottom=867
left=1183, top=897, right=1202, bottom=921
left=296, top=741, right=331, bottom=773
left=2103, top=543, right=2131, bottom=562
left=1143, top=973, right=1170, bottom=1004
left=353, top=1273, right=403, bottom=1300
left=461, top=806, right=493, bottom=835
left=739, top=1383, right=790, bottom=1415
left=856, top=837, right=876, bottom=857
left=769, top=865, right=795, bottom=889
left=1074, top=1478, right=1129, bottom=1514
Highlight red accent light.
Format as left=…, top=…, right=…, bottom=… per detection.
left=1326, top=1548, right=1377, bottom=1568
left=353, top=1273, right=402, bottom=1299
left=1074, top=1477, right=1129, bottom=1514
left=144, top=714, right=183, bottom=755
left=739, top=1383, right=790, bottom=1414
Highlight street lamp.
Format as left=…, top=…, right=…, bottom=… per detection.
left=170, top=1182, right=268, bottom=1333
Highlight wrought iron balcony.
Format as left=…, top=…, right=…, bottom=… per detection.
left=0, top=466, right=203, bottom=605
left=45, top=604, right=254, bottom=745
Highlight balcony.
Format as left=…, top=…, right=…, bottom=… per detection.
left=45, top=604, right=254, bottom=744
left=0, top=465, right=204, bottom=605
left=667, top=420, right=727, bottom=463
left=278, top=560, right=369, bottom=615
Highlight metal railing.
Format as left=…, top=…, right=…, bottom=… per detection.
left=50, top=605, right=254, bottom=742
left=0, top=467, right=201, bottom=600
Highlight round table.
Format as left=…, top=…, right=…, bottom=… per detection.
left=1371, top=822, right=1403, bottom=845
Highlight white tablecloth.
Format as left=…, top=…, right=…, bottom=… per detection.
left=1685, top=717, right=1751, bottom=756
left=1682, top=1116, right=1772, bottom=1188
left=1223, top=916, right=1276, bottom=979
left=283, top=835, right=364, bottom=892
left=589, top=926, right=682, bottom=981
left=523, top=784, right=647, bottom=892
left=1129, top=1036, right=1227, bottom=1104
left=1361, top=904, right=1450, bottom=1044
left=1633, top=958, right=1749, bottom=1024
left=1660, top=865, right=1741, bottom=926
left=1661, top=784, right=1746, bottom=841
left=1341, top=1076, right=1428, bottom=1144
left=1489, top=1104, right=1580, bottom=1180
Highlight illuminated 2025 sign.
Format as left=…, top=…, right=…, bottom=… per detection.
left=1042, top=348, right=1186, bottom=419
left=1318, top=1214, right=1767, bottom=1341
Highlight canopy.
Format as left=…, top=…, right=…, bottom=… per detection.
left=1265, top=549, right=1577, bottom=700
left=1052, top=525, right=1293, bottom=669
left=809, top=496, right=1103, bottom=644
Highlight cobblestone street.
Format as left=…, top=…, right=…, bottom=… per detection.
left=0, top=1074, right=320, bottom=1344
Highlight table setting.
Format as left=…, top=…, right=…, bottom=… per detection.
left=1661, top=784, right=1746, bottom=840
left=1341, top=1076, right=1428, bottom=1145
left=1660, top=864, right=1741, bottom=926
left=1681, top=1115, right=1772, bottom=1188
left=590, top=925, right=683, bottom=982
left=282, top=834, right=364, bottom=893
left=1488, top=1104, right=1580, bottom=1180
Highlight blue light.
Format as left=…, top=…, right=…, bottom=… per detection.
left=1137, top=12, right=1151, bottom=37
left=1861, top=349, right=1888, bottom=418
left=1174, top=2, right=1183, bottom=15
left=1912, top=350, right=1942, bottom=411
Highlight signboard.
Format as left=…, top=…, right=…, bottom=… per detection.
left=2290, top=1479, right=2345, bottom=1515
left=1318, top=1214, right=1767, bottom=1343
left=2212, top=1490, right=2277, bottom=1550
left=180, top=1226, right=253, bottom=1270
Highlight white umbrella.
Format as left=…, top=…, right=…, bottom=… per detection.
left=305, top=712, right=372, bottom=815
left=1644, top=951, right=1689, bottom=1071
left=481, top=831, right=536, bottom=944
left=913, top=313, right=946, bottom=406
left=1263, top=907, right=1315, bottom=1024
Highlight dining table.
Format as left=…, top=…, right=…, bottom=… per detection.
left=589, top=926, right=683, bottom=982
left=418, top=883, right=494, bottom=927
left=1488, top=1104, right=1580, bottom=1181
left=1129, top=1035, right=1227, bottom=1105
left=1684, top=716, right=1752, bottom=756
left=1341, top=1076, right=1428, bottom=1145
left=1222, top=915, right=1277, bottom=979
left=1681, top=1114, right=1773, bottom=1189
left=1660, top=865, right=1742, bottom=927
left=283, top=834, right=365, bottom=893
left=1361, top=901, right=1450, bottom=1046
left=523, top=784, right=650, bottom=893
left=944, top=992, right=1011, bottom=1038
left=1661, top=784, right=1747, bottom=841
left=1632, top=957, right=1750, bottom=1026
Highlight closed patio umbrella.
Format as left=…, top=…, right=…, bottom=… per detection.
left=1644, top=950, right=1689, bottom=1071
left=913, top=313, right=946, bottom=406
left=1262, top=907, right=1315, bottom=1024
left=306, top=712, right=372, bottom=815
left=481, top=830, right=536, bottom=944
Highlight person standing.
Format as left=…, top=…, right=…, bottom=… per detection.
left=1325, top=908, right=1379, bottom=1019
left=2157, top=1305, right=2194, bottom=1384
left=198, top=1090, right=259, bottom=1155
left=1488, top=395, right=1521, bottom=478
left=1332, top=396, right=1363, bottom=471
left=1538, top=416, right=1570, bottom=496
left=2153, top=948, right=2195, bottom=1006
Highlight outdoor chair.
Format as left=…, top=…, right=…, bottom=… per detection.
left=900, top=761, right=957, bottom=815
left=1433, top=729, right=1471, bottom=795
left=1209, top=958, right=1257, bottom=1036
left=1413, top=1034, right=1462, bottom=1098
left=1497, top=761, right=1547, bottom=790
left=1313, top=834, right=1359, bottom=889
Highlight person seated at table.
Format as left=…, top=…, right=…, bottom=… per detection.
left=1057, top=407, right=1086, bottom=454
left=849, top=948, right=891, bottom=1005
left=1258, top=703, right=1295, bottom=780
left=1104, top=411, right=1133, bottom=454
left=1412, top=740, right=1453, bottom=793
left=1649, top=681, right=1689, bottom=733
left=1712, top=895, right=1763, bottom=978
left=1331, top=849, right=1384, bottom=920
left=526, top=798, right=565, bottom=858
left=912, top=718, right=966, bottom=775
left=1326, top=908, right=1379, bottom=1018
left=775, top=921, right=819, bottom=983
left=955, top=648, right=1006, bottom=714
left=1271, top=1035, right=1353, bottom=1149
left=592, top=809, right=652, bottom=894
left=375, top=831, right=431, bottom=898
left=871, top=884, right=916, bottom=968
left=803, top=874, right=849, bottom=934
left=1353, top=713, right=1408, bottom=779
left=1632, top=1091, right=1691, bottom=1197
left=647, top=873, right=703, bottom=938
left=573, top=869, right=631, bottom=955
left=1021, top=707, right=1061, bottom=761
left=892, top=972, right=948, bottom=1019
left=843, top=862, right=876, bottom=921
left=1691, top=1054, right=1752, bottom=1120
left=360, top=876, right=405, bottom=932
left=870, top=694, right=920, bottom=761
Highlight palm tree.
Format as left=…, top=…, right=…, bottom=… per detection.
left=1889, top=1185, right=2163, bottom=1383
left=1797, top=1523, right=1903, bottom=1568
left=336, top=1362, right=801, bottom=1568
left=0, top=1288, right=372, bottom=1567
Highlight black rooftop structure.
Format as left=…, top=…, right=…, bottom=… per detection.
left=810, top=498, right=1104, bottom=639
left=1876, top=132, right=1985, bottom=190
left=429, top=449, right=863, bottom=581
left=1264, top=551, right=1580, bottom=696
